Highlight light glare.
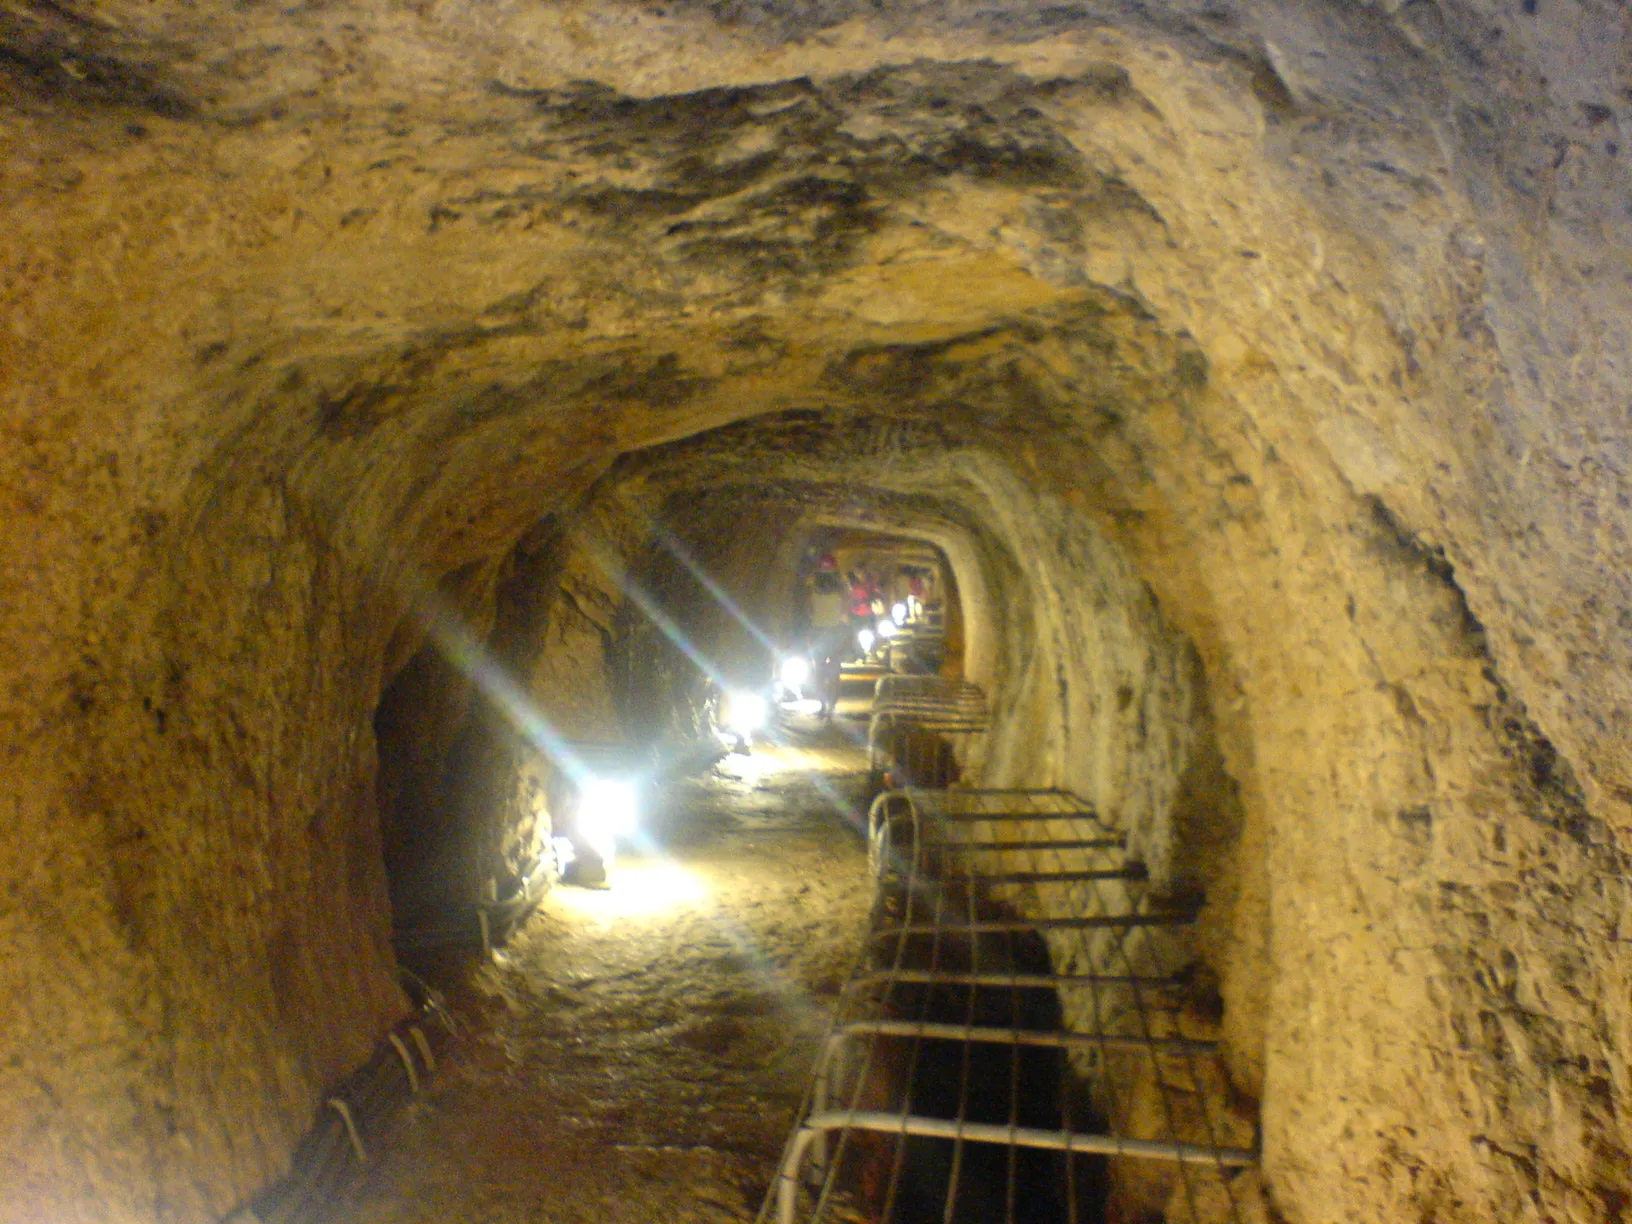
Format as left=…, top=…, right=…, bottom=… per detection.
left=725, top=690, right=769, bottom=735
left=580, top=778, right=639, bottom=839
left=780, top=655, right=811, bottom=690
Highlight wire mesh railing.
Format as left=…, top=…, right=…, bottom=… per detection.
left=868, top=677, right=989, bottom=790
left=760, top=787, right=1257, bottom=1224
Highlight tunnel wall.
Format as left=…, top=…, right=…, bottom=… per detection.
left=386, top=491, right=676, bottom=926
left=520, top=532, right=626, bottom=744
left=964, top=460, right=1226, bottom=894
left=927, top=340, right=1632, bottom=1221
left=0, top=473, right=410, bottom=1224
left=3, top=5, right=1632, bottom=1223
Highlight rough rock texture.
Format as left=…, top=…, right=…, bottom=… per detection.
left=3, top=1, right=1632, bottom=1222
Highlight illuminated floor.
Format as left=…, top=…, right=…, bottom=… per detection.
left=339, top=722, right=873, bottom=1224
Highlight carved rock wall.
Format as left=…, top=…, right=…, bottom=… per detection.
left=2, top=2, right=1630, bottom=1222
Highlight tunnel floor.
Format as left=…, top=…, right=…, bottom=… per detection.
left=340, top=722, right=875, bottom=1223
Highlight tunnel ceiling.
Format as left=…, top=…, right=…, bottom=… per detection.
left=4, top=1, right=1632, bottom=1222
left=8, top=0, right=1628, bottom=795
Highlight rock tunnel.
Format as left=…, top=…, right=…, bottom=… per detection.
left=3, top=1, right=1632, bottom=1221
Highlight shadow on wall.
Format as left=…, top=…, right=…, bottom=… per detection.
left=372, top=525, right=571, bottom=941
left=1160, top=647, right=1246, bottom=915
left=605, top=550, right=717, bottom=755
left=606, top=492, right=808, bottom=749
left=374, top=640, right=478, bottom=929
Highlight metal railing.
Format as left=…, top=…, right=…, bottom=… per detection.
left=867, top=676, right=989, bottom=789
left=884, top=622, right=947, bottom=674
left=760, top=788, right=1257, bottom=1224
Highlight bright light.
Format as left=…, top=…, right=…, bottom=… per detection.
left=724, top=690, right=768, bottom=736
left=891, top=602, right=907, bottom=625
left=858, top=628, right=876, bottom=653
left=779, top=655, right=811, bottom=690
left=551, top=858, right=706, bottom=917
left=552, top=835, right=577, bottom=870
left=579, top=778, right=639, bottom=844
left=877, top=618, right=898, bottom=639
left=621, top=861, right=706, bottom=909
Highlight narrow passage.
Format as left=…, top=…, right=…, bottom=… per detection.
left=342, top=724, right=874, bottom=1224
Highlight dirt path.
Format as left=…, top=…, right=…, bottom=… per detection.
left=342, top=722, right=875, bottom=1224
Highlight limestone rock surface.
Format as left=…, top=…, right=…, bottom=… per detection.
left=2, top=1, right=1631, bottom=1222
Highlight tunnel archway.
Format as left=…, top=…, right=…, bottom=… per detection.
left=5, top=6, right=1631, bottom=1223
